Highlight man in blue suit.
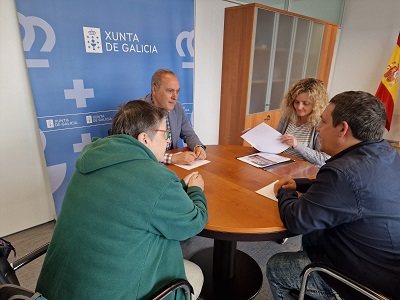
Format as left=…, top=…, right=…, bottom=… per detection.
left=141, top=69, right=206, bottom=165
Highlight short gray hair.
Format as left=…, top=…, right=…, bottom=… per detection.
left=151, top=68, right=176, bottom=89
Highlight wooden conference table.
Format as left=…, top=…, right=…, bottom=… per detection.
left=167, top=145, right=318, bottom=300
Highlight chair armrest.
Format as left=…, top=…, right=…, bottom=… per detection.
left=298, top=262, right=391, bottom=300
left=10, top=243, right=49, bottom=272
left=152, top=278, right=193, bottom=300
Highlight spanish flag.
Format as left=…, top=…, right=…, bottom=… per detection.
left=375, top=33, right=400, bottom=131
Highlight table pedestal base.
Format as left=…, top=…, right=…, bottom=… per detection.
left=190, top=244, right=263, bottom=300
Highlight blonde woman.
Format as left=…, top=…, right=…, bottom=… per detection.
left=277, top=78, right=330, bottom=167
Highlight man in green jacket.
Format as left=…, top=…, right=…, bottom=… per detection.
left=36, top=100, right=208, bottom=299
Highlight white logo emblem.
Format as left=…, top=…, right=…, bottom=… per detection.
left=46, top=119, right=54, bottom=128
left=17, top=12, right=56, bottom=68
left=83, top=27, right=103, bottom=53
left=176, top=30, right=194, bottom=69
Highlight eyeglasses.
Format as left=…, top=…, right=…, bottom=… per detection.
left=154, top=129, right=171, bottom=140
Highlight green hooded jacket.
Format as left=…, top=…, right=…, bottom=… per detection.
left=36, top=134, right=208, bottom=299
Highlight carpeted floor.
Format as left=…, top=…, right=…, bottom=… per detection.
left=181, top=235, right=302, bottom=299
left=4, top=221, right=302, bottom=299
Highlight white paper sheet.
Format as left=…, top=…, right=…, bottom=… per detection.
left=174, top=160, right=211, bottom=170
left=256, top=180, right=279, bottom=202
left=241, top=123, right=289, bottom=154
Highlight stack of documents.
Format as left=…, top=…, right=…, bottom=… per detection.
left=238, top=123, right=292, bottom=168
left=240, top=123, right=292, bottom=201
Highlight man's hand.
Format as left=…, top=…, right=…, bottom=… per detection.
left=184, top=171, right=204, bottom=191
left=274, top=178, right=296, bottom=196
left=183, top=172, right=197, bottom=185
left=194, top=147, right=206, bottom=160
left=171, top=151, right=196, bottom=165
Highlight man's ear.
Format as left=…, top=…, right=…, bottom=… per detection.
left=137, top=132, right=148, bottom=145
left=151, top=84, right=157, bottom=95
left=338, top=121, right=350, bottom=137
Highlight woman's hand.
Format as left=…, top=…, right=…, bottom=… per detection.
left=279, top=134, right=298, bottom=148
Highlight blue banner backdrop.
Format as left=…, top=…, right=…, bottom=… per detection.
left=16, top=0, right=194, bottom=214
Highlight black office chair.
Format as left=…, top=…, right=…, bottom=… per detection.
left=0, top=241, right=49, bottom=299
left=0, top=240, right=193, bottom=300
left=294, top=262, right=391, bottom=300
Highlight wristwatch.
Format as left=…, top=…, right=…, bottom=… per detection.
left=194, top=144, right=206, bottom=150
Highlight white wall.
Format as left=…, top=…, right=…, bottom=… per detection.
left=2, top=0, right=400, bottom=235
left=329, top=0, right=400, bottom=141
left=0, top=0, right=55, bottom=237
left=193, top=0, right=238, bottom=145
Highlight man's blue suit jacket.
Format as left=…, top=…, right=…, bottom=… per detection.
left=141, top=94, right=202, bottom=150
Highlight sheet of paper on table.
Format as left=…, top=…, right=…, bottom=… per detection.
left=241, top=123, right=289, bottom=154
left=256, top=180, right=279, bottom=202
left=174, top=160, right=211, bottom=170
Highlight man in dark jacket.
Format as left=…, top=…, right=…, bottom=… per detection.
left=267, top=91, right=400, bottom=299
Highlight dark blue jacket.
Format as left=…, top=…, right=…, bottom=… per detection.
left=277, top=140, right=400, bottom=299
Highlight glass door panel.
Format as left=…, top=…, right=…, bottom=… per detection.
left=248, top=9, right=276, bottom=114
left=289, top=18, right=311, bottom=87
left=269, top=13, right=294, bottom=111
left=305, top=22, right=324, bottom=78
